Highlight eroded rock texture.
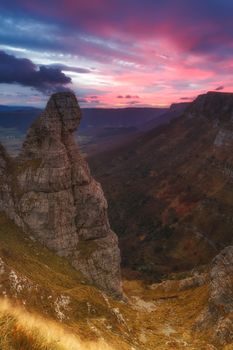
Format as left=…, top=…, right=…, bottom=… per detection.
left=196, top=246, right=233, bottom=345
left=0, top=92, right=122, bottom=298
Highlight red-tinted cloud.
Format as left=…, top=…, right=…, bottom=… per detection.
left=0, top=0, right=233, bottom=106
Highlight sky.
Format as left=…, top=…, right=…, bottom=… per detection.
left=0, top=0, right=233, bottom=108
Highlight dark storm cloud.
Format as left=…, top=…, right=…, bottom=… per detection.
left=48, top=64, right=91, bottom=74
left=0, top=51, right=71, bottom=93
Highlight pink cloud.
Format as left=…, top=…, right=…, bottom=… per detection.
left=1, top=0, right=233, bottom=107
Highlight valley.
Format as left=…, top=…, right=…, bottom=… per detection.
left=0, top=91, right=232, bottom=349
left=0, top=213, right=231, bottom=350
left=0, top=106, right=170, bottom=156
left=1, top=1, right=233, bottom=348
left=89, top=92, right=233, bottom=278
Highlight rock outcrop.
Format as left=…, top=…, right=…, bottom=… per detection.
left=0, top=92, right=122, bottom=298
left=196, top=246, right=233, bottom=345
left=209, top=246, right=233, bottom=314
left=185, top=91, right=233, bottom=121
left=149, top=244, right=233, bottom=345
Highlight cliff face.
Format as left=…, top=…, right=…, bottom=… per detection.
left=195, top=246, right=233, bottom=345
left=0, top=92, right=122, bottom=298
left=186, top=91, right=233, bottom=161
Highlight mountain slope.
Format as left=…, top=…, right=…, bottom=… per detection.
left=141, top=102, right=190, bottom=131
left=0, top=212, right=232, bottom=349
left=89, top=91, right=233, bottom=276
left=0, top=91, right=233, bottom=348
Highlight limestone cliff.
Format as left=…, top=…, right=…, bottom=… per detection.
left=196, top=246, right=233, bottom=345
left=0, top=92, right=122, bottom=298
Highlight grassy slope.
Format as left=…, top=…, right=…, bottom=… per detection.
left=0, top=299, right=115, bottom=350
left=0, top=213, right=230, bottom=349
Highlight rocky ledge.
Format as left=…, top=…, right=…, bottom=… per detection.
left=196, top=246, right=233, bottom=345
left=150, top=245, right=233, bottom=346
left=0, top=92, right=122, bottom=298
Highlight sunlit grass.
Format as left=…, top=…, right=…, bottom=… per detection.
left=0, top=212, right=228, bottom=349
left=0, top=299, right=114, bottom=350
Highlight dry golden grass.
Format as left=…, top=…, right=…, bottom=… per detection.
left=0, top=212, right=232, bottom=349
left=0, top=299, right=115, bottom=350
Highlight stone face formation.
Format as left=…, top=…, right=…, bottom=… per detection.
left=0, top=92, right=122, bottom=297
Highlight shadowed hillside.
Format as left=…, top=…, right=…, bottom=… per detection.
left=90, top=92, right=233, bottom=276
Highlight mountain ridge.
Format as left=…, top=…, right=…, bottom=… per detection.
left=89, top=91, right=233, bottom=276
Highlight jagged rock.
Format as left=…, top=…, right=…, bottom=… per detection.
left=214, top=129, right=233, bottom=148
left=0, top=255, right=37, bottom=298
left=210, top=246, right=233, bottom=313
left=185, top=91, right=233, bottom=121
left=0, top=92, right=122, bottom=298
left=148, top=244, right=233, bottom=345
left=0, top=145, right=22, bottom=227
left=196, top=246, right=233, bottom=345
left=150, top=272, right=207, bottom=292
left=0, top=254, right=71, bottom=321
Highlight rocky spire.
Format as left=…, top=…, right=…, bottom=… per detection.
left=0, top=92, right=122, bottom=298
